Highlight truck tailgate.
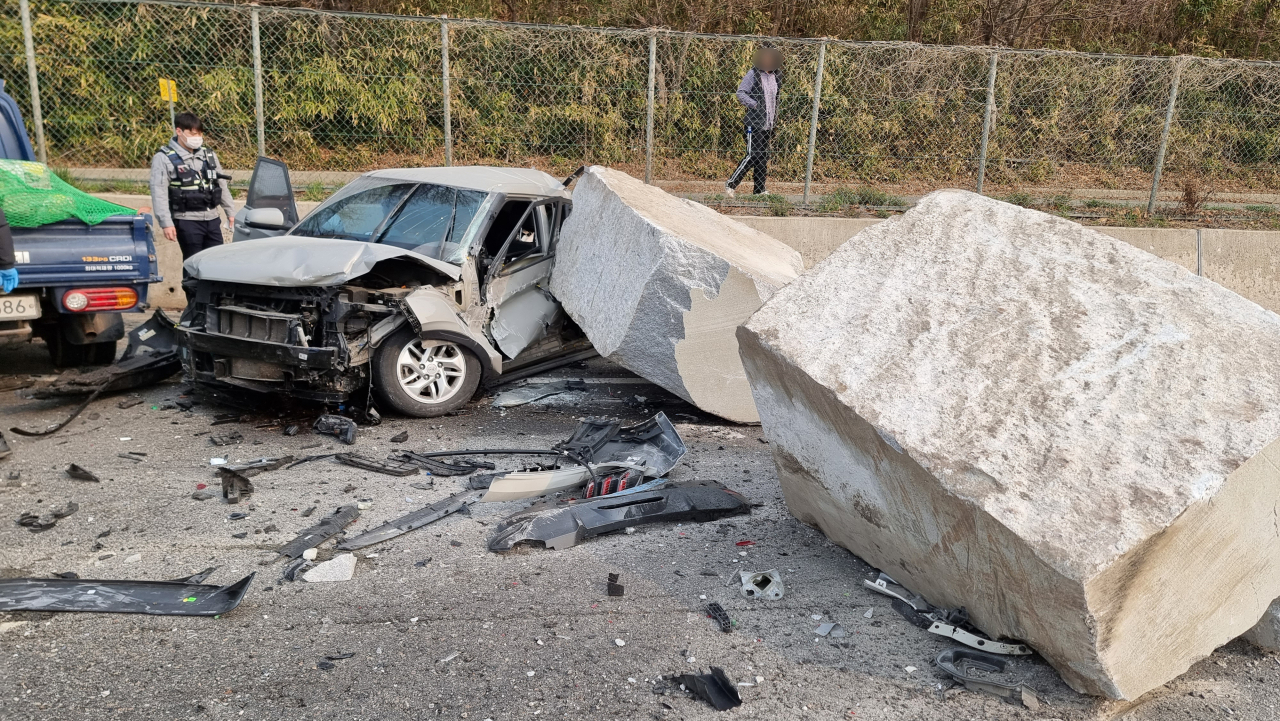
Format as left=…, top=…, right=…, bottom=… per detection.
left=13, top=215, right=156, bottom=286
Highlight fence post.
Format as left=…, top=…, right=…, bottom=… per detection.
left=18, top=0, right=46, bottom=164
left=1148, top=58, right=1182, bottom=216
left=440, top=19, right=452, bottom=167
left=251, top=8, right=265, bottom=158
left=975, top=51, right=999, bottom=194
left=644, top=33, right=656, bottom=185
left=802, top=40, right=827, bottom=204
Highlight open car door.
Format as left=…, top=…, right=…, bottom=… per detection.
left=232, top=157, right=299, bottom=242
left=482, top=199, right=564, bottom=359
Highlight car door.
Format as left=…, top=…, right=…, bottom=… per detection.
left=232, top=157, right=299, bottom=242
left=482, top=199, right=563, bottom=359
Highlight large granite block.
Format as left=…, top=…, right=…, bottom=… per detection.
left=737, top=189, right=1280, bottom=699
left=551, top=166, right=802, bottom=423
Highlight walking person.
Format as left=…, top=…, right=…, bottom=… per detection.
left=149, top=112, right=234, bottom=299
left=725, top=46, right=783, bottom=197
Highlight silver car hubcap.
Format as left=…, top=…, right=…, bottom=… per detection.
left=396, top=340, right=467, bottom=405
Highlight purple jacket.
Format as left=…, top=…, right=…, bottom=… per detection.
left=736, top=68, right=780, bottom=130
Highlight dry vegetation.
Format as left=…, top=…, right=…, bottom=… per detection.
left=239, top=0, right=1280, bottom=61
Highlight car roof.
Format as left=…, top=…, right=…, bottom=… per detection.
left=364, top=166, right=571, bottom=199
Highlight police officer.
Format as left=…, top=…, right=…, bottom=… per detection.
left=149, top=112, right=234, bottom=296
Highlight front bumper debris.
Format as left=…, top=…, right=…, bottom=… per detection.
left=488, top=480, right=751, bottom=551
left=276, top=505, right=361, bottom=559
left=11, top=310, right=182, bottom=438
left=336, top=490, right=479, bottom=551
left=0, top=569, right=253, bottom=616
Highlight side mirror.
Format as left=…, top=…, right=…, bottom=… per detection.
left=244, top=207, right=287, bottom=230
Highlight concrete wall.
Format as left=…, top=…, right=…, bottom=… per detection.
left=1202, top=230, right=1280, bottom=313
left=93, top=194, right=1278, bottom=316
left=735, top=216, right=1280, bottom=314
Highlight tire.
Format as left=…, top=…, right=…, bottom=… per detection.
left=86, top=340, right=119, bottom=365
left=372, top=328, right=481, bottom=418
left=46, top=335, right=118, bottom=368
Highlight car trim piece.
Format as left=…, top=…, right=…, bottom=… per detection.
left=0, top=573, right=255, bottom=616
left=336, top=490, right=480, bottom=551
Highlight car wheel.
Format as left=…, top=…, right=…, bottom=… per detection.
left=372, top=328, right=481, bottom=418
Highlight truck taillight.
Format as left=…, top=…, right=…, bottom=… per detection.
left=63, top=287, right=138, bottom=312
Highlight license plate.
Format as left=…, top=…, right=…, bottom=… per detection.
left=0, top=293, right=41, bottom=320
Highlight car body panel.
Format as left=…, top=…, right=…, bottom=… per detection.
left=400, top=285, right=503, bottom=375
left=183, top=235, right=462, bottom=286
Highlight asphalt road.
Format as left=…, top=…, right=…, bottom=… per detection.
left=1, top=329, right=1277, bottom=720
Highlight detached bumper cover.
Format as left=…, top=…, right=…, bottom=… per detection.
left=488, top=480, right=751, bottom=551
left=0, top=571, right=254, bottom=616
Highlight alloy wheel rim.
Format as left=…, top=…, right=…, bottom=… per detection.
left=396, top=340, right=467, bottom=405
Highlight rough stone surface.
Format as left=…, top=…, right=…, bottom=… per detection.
left=551, top=166, right=802, bottom=423
left=737, top=189, right=1280, bottom=700
left=1243, top=601, right=1280, bottom=651
left=303, top=553, right=356, bottom=583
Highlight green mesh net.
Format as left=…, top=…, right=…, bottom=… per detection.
left=0, top=160, right=136, bottom=227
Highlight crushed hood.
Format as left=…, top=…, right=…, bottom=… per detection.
left=184, top=236, right=461, bottom=286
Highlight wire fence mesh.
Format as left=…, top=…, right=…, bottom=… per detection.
left=4, top=0, right=1280, bottom=202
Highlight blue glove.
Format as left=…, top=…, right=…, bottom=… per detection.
left=0, top=268, right=17, bottom=294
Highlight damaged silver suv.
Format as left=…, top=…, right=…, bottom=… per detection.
left=176, top=160, right=592, bottom=417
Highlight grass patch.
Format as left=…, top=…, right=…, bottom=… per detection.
left=816, top=186, right=905, bottom=212
left=1246, top=204, right=1276, bottom=214
left=740, top=193, right=792, bottom=217
left=1047, top=194, right=1072, bottom=212
left=1001, top=191, right=1034, bottom=208
left=1084, top=199, right=1119, bottom=209
left=300, top=182, right=331, bottom=202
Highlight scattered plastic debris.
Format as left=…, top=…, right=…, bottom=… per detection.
left=337, top=491, right=478, bottom=551
left=706, top=603, right=732, bottom=633
left=737, top=570, right=784, bottom=600
left=65, top=464, right=99, bottom=482
left=815, top=622, right=847, bottom=638
left=673, top=667, right=742, bottom=711
left=0, top=568, right=253, bottom=616
left=314, top=415, right=357, bottom=445
left=16, top=501, right=78, bottom=532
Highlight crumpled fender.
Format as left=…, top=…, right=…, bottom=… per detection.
left=400, top=286, right=503, bottom=377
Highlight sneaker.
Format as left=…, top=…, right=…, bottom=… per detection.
left=723, top=184, right=735, bottom=198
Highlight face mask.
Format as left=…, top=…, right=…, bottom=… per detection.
left=183, top=134, right=204, bottom=150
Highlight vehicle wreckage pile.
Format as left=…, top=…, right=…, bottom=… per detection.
left=6, top=168, right=1280, bottom=708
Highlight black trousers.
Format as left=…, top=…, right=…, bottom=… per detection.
left=175, top=217, right=224, bottom=300
left=727, top=125, right=772, bottom=195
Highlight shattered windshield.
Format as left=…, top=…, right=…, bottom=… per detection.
left=290, top=176, right=492, bottom=265
left=379, top=185, right=489, bottom=264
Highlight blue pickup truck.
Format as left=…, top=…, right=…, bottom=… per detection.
left=0, top=83, right=160, bottom=366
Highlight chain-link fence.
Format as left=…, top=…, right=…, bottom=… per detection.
left=4, top=0, right=1280, bottom=206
